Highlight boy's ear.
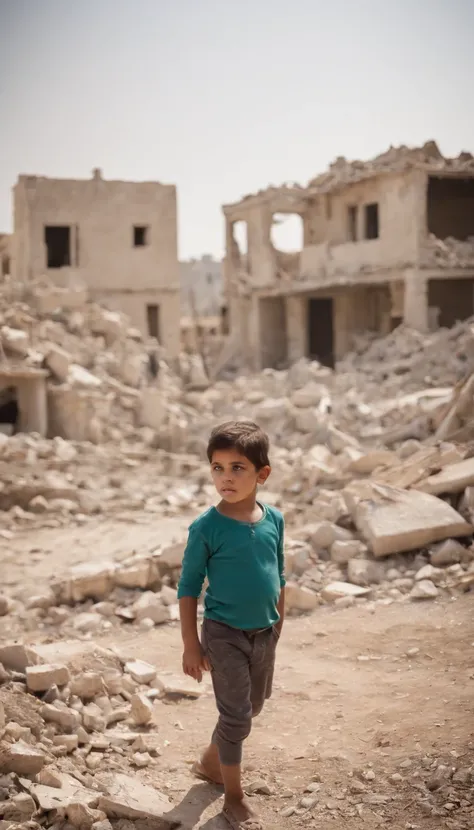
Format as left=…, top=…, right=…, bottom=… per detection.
left=257, top=465, right=271, bottom=485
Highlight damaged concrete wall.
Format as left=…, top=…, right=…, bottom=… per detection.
left=12, top=172, right=180, bottom=355
left=300, top=169, right=426, bottom=281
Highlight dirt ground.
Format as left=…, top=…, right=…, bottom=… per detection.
left=2, top=516, right=474, bottom=830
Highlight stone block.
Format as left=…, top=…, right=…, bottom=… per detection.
left=125, top=660, right=156, bottom=685
left=430, top=539, right=466, bottom=567
left=132, top=592, right=169, bottom=624
left=45, top=344, right=71, bottom=382
left=345, top=482, right=472, bottom=557
left=416, top=457, right=474, bottom=496
left=130, top=693, right=153, bottom=726
left=409, top=579, right=439, bottom=600
left=0, top=740, right=46, bottom=775
left=82, top=703, right=107, bottom=733
left=41, top=702, right=82, bottom=732
left=347, top=559, right=384, bottom=586
left=26, top=663, right=70, bottom=692
left=69, top=672, right=104, bottom=700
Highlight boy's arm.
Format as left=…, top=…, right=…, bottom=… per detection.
left=275, top=516, right=286, bottom=636
left=177, top=526, right=210, bottom=682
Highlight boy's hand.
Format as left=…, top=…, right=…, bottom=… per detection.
left=182, top=642, right=210, bottom=683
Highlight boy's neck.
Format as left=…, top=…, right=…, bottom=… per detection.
left=217, top=491, right=262, bottom=521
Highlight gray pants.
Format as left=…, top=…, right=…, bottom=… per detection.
left=201, top=618, right=279, bottom=766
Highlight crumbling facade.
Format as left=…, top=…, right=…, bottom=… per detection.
left=223, top=141, right=474, bottom=370
left=0, top=233, right=11, bottom=279
left=11, top=169, right=181, bottom=356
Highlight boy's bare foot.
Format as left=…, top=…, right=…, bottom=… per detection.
left=191, top=743, right=223, bottom=785
left=223, top=796, right=263, bottom=830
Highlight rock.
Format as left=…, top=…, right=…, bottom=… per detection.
left=70, top=672, right=105, bottom=700
left=308, top=521, right=338, bottom=550
left=415, top=564, right=444, bottom=584
left=132, top=592, right=169, bottom=624
left=409, top=580, right=439, bottom=600
left=430, top=539, right=465, bottom=567
left=45, top=344, right=71, bottom=382
left=160, top=585, right=178, bottom=606
left=1, top=326, right=29, bottom=356
left=26, top=591, right=56, bottom=610
left=0, top=595, right=11, bottom=616
left=41, top=702, right=82, bottom=732
left=330, top=540, right=366, bottom=564
left=156, top=543, right=185, bottom=571
left=73, top=612, right=103, bottom=634
left=0, top=702, right=4, bottom=734
left=82, top=703, right=107, bottom=733
left=97, top=773, right=179, bottom=826
left=114, top=558, right=157, bottom=590
left=345, top=448, right=398, bottom=475
left=0, top=741, right=46, bottom=775
left=291, top=382, right=328, bottom=408
left=347, top=559, right=384, bottom=586
left=52, top=734, right=79, bottom=753
left=322, top=581, right=371, bottom=602
left=132, top=751, right=151, bottom=768
left=26, top=664, right=70, bottom=692
left=0, top=644, right=39, bottom=672
left=55, top=563, right=114, bottom=603
left=68, top=364, right=102, bottom=389
left=284, top=582, right=318, bottom=613
left=125, top=661, right=156, bottom=685
left=131, top=693, right=153, bottom=726
left=3, top=792, right=37, bottom=821
left=345, top=482, right=472, bottom=557
left=416, top=457, right=474, bottom=496
left=61, top=803, right=105, bottom=829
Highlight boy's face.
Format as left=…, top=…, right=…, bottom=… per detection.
left=210, top=449, right=270, bottom=504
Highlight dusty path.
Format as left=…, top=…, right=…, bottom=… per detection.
left=2, top=518, right=474, bottom=828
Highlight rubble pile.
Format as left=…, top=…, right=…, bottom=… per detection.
left=0, top=641, right=197, bottom=829
left=307, top=140, right=474, bottom=194
left=421, top=233, right=474, bottom=269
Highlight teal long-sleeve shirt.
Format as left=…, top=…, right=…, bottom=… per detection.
left=177, top=503, right=285, bottom=631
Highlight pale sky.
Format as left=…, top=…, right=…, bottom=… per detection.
left=1, top=0, right=473, bottom=258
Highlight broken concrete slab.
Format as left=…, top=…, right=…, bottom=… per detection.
left=53, top=562, right=115, bottom=603
left=97, top=773, right=180, bottom=827
left=321, top=582, right=371, bottom=602
left=344, top=482, right=472, bottom=557
left=0, top=645, right=41, bottom=673
left=0, top=741, right=46, bottom=775
left=415, top=457, right=474, bottom=496
left=25, top=772, right=99, bottom=812
left=26, top=664, right=70, bottom=692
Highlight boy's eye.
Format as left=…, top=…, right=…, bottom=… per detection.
left=232, top=465, right=244, bottom=471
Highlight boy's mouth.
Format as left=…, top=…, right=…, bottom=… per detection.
left=221, top=488, right=236, bottom=494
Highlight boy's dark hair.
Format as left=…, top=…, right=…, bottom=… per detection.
left=207, top=421, right=270, bottom=470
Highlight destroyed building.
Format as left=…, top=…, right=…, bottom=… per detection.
left=10, top=169, right=181, bottom=356
left=223, top=141, right=474, bottom=371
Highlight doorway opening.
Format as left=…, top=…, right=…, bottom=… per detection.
left=146, top=304, right=160, bottom=340
left=307, top=297, right=334, bottom=368
left=427, top=177, right=474, bottom=240
left=428, top=278, right=474, bottom=328
left=45, top=226, right=71, bottom=268
left=0, top=386, right=19, bottom=436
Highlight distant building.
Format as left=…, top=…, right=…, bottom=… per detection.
left=223, top=141, right=474, bottom=370
left=180, top=255, right=223, bottom=317
left=10, top=169, right=181, bottom=356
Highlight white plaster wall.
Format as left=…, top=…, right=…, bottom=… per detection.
left=180, top=256, right=223, bottom=315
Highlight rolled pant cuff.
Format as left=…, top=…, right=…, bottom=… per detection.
left=213, top=728, right=242, bottom=766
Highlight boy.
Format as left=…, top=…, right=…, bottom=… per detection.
left=178, top=421, right=285, bottom=830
